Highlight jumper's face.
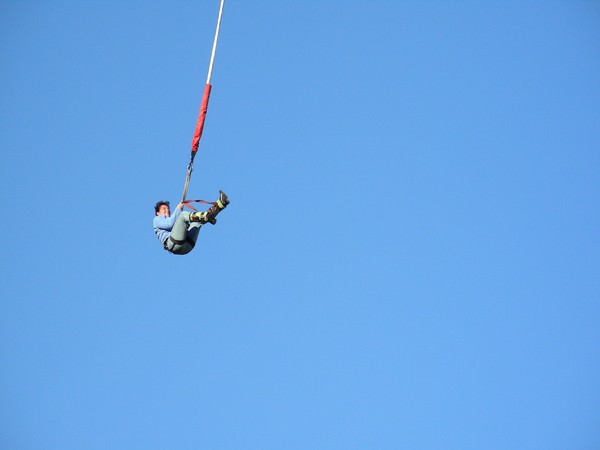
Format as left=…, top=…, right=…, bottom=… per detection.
left=156, top=204, right=170, bottom=216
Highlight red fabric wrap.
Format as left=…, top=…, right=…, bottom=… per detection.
left=191, top=83, right=212, bottom=153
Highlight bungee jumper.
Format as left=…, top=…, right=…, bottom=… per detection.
left=153, top=191, right=229, bottom=255
left=153, top=0, right=229, bottom=255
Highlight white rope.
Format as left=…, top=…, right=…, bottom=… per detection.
left=206, top=0, right=225, bottom=85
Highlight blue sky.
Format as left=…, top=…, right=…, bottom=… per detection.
left=1, top=1, right=599, bottom=448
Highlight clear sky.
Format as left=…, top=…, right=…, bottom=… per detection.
left=1, top=1, right=599, bottom=449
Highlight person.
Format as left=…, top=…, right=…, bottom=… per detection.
left=153, top=190, right=230, bottom=255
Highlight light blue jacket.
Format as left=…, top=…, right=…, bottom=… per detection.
left=153, top=208, right=182, bottom=245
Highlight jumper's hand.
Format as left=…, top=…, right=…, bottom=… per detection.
left=177, top=202, right=185, bottom=210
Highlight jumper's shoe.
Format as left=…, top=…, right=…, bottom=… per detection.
left=216, top=190, right=230, bottom=209
left=190, top=191, right=230, bottom=225
left=205, top=190, right=230, bottom=224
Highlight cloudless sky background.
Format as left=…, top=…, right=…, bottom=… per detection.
left=1, top=1, right=599, bottom=449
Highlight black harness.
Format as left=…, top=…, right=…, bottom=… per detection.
left=164, top=236, right=196, bottom=254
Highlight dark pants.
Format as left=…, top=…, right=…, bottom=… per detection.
left=164, top=212, right=202, bottom=255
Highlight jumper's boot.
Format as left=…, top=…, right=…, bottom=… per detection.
left=189, top=210, right=214, bottom=225
left=204, top=190, right=230, bottom=224
left=217, top=190, right=230, bottom=209
left=189, top=191, right=230, bottom=225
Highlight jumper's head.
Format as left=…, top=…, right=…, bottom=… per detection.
left=155, top=201, right=170, bottom=216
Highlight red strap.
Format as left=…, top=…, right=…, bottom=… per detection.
left=182, top=199, right=216, bottom=211
left=191, top=84, right=212, bottom=154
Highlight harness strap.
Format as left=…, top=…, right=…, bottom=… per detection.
left=169, top=235, right=188, bottom=245
left=182, top=199, right=217, bottom=211
left=165, top=236, right=196, bottom=253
